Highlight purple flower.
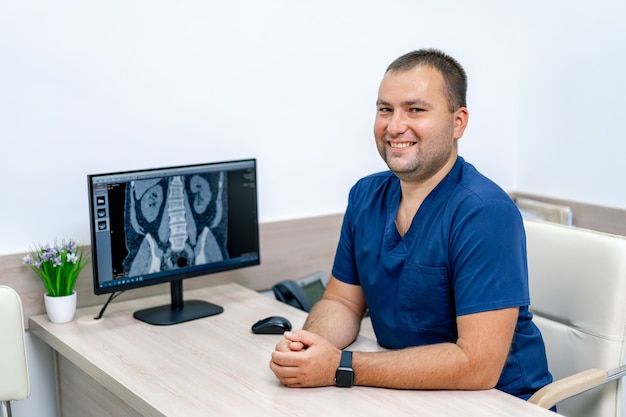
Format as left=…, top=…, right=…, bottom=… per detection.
left=42, top=251, right=54, bottom=262
left=66, top=240, right=77, bottom=252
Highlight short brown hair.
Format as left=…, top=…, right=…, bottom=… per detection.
left=386, top=49, right=467, bottom=112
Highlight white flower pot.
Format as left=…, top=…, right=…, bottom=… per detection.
left=44, top=291, right=77, bottom=323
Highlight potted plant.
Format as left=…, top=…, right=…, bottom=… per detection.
left=23, top=239, right=88, bottom=323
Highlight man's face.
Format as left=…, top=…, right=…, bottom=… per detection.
left=374, top=65, right=467, bottom=183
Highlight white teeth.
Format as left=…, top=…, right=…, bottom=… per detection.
left=389, top=142, right=414, bottom=148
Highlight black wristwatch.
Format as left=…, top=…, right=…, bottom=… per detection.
left=334, top=350, right=354, bottom=387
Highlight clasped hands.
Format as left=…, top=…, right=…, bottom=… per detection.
left=270, top=330, right=341, bottom=387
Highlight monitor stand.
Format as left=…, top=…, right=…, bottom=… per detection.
left=133, top=280, right=224, bottom=325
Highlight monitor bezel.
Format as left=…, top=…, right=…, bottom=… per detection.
left=87, top=158, right=260, bottom=297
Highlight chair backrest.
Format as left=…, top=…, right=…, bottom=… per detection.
left=0, top=286, right=30, bottom=403
left=525, top=219, right=626, bottom=417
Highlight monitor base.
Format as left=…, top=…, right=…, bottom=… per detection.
left=133, top=300, right=223, bottom=326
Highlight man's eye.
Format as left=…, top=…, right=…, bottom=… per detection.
left=409, top=108, right=424, bottom=113
left=378, top=107, right=392, bottom=113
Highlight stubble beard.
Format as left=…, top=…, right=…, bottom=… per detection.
left=379, top=142, right=455, bottom=184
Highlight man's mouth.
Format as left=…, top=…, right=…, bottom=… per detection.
left=388, top=141, right=416, bottom=149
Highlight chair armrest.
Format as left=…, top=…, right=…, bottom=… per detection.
left=528, top=368, right=607, bottom=409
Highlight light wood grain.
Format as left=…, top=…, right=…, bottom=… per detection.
left=56, top=354, right=143, bottom=417
left=30, top=284, right=561, bottom=417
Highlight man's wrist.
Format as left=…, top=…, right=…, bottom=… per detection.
left=334, top=350, right=354, bottom=387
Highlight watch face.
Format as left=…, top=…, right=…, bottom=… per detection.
left=335, top=368, right=354, bottom=387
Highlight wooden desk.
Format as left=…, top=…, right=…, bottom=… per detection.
left=30, top=283, right=560, bottom=417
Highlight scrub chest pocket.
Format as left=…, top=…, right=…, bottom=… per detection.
left=400, top=263, right=457, bottom=343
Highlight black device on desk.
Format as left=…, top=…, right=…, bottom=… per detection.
left=272, top=271, right=329, bottom=312
left=251, top=272, right=327, bottom=335
left=251, top=316, right=292, bottom=334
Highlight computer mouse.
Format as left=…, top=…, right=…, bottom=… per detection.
left=251, top=316, right=292, bottom=334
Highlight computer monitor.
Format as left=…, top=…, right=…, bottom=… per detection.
left=87, top=159, right=260, bottom=325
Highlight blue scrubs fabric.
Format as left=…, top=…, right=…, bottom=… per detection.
left=332, top=156, right=552, bottom=398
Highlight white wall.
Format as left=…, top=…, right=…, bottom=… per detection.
left=2, top=1, right=624, bottom=417
left=515, top=1, right=626, bottom=209
left=0, top=0, right=522, bottom=255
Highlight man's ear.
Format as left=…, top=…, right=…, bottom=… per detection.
left=453, top=107, right=469, bottom=140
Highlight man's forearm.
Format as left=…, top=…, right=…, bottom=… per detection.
left=349, top=308, right=517, bottom=390
left=303, top=299, right=362, bottom=349
left=352, top=343, right=500, bottom=390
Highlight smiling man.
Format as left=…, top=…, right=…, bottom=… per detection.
left=270, top=49, right=553, bottom=401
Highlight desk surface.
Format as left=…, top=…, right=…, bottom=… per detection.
left=30, top=283, right=559, bottom=417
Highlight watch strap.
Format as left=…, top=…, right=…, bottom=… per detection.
left=339, top=350, right=353, bottom=368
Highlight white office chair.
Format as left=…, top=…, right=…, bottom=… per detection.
left=524, top=219, right=626, bottom=416
left=0, top=286, right=30, bottom=417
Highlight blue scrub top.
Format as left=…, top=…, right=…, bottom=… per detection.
left=332, top=156, right=552, bottom=399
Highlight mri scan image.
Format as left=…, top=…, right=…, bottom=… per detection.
left=122, top=172, right=228, bottom=277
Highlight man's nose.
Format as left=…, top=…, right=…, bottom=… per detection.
left=387, top=111, right=408, bottom=135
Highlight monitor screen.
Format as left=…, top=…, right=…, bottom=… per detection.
left=87, top=159, right=260, bottom=325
